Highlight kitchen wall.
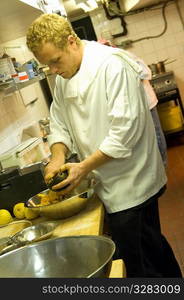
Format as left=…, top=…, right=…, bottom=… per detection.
left=89, top=0, right=184, bottom=101
left=0, top=36, right=49, bottom=153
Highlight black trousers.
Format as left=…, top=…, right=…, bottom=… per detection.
left=107, top=187, right=182, bottom=278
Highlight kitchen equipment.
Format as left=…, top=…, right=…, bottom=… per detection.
left=0, top=219, right=32, bottom=230
left=148, top=63, right=158, bottom=76
left=0, top=221, right=59, bottom=255
left=149, top=59, right=176, bottom=76
left=156, top=60, right=167, bottom=74
left=47, top=170, right=69, bottom=191
left=0, top=235, right=115, bottom=278
left=150, top=71, right=184, bottom=135
left=39, top=117, right=50, bottom=140
left=25, top=178, right=94, bottom=219
left=0, top=137, right=47, bottom=168
left=0, top=163, right=47, bottom=212
left=0, top=57, right=16, bottom=79
left=157, top=103, right=183, bottom=132
left=0, top=237, right=9, bottom=252
left=150, top=71, right=177, bottom=96
left=0, top=220, right=32, bottom=242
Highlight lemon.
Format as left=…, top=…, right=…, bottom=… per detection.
left=0, top=209, right=13, bottom=225
left=13, top=203, right=25, bottom=219
left=24, top=207, right=39, bottom=220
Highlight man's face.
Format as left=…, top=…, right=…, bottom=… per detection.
left=35, top=36, right=82, bottom=79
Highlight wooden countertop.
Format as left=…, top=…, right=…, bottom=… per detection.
left=32, top=194, right=105, bottom=237
left=54, top=194, right=105, bottom=237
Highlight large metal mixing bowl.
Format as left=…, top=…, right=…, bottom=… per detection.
left=0, top=235, right=115, bottom=278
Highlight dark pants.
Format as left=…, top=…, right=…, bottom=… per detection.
left=107, top=187, right=182, bottom=277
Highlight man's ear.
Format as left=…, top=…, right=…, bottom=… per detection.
left=68, top=35, right=76, bottom=45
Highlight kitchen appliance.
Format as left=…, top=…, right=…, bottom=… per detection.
left=0, top=137, right=47, bottom=169
left=0, top=235, right=115, bottom=278
left=0, top=163, right=47, bottom=212
left=150, top=71, right=178, bottom=96
left=150, top=71, right=184, bottom=134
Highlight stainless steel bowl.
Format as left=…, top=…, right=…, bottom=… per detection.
left=25, top=178, right=94, bottom=219
left=0, top=221, right=59, bottom=255
left=0, top=235, right=115, bottom=278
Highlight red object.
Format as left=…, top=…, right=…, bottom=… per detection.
left=18, top=72, right=29, bottom=81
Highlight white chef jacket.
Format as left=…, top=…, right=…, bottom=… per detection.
left=122, top=50, right=158, bottom=109
left=48, top=41, right=167, bottom=213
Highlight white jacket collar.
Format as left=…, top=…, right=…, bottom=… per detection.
left=61, top=41, right=150, bottom=99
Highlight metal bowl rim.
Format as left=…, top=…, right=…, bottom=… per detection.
left=25, top=188, right=91, bottom=209
left=11, top=221, right=59, bottom=243
left=0, top=220, right=32, bottom=229
left=0, top=234, right=115, bottom=258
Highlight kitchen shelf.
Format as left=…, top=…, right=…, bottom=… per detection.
left=0, top=72, right=46, bottom=95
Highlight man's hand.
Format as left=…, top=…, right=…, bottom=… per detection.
left=51, top=162, right=88, bottom=195
left=44, top=160, right=65, bottom=184
left=44, top=142, right=68, bottom=186
left=51, top=149, right=112, bottom=195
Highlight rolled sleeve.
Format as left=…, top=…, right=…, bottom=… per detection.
left=99, top=137, right=131, bottom=158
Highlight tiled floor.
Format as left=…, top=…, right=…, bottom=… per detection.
left=159, top=133, right=184, bottom=277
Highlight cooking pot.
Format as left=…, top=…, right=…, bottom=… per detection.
left=149, top=59, right=176, bottom=75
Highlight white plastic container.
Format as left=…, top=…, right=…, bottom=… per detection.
left=0, top=138, right=47, bottom=168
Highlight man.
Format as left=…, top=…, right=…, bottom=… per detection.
left=26, top=13, right=181, bottom=277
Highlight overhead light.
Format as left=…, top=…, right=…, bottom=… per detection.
left=75, top=0, right=98, bottom=12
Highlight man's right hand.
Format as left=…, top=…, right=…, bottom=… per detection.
left=44, top=142, right=68, bottom=185
left=44, top=160, right=65, bottom=185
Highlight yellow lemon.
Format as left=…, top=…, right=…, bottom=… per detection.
left=13, top=203, right=25, bottom=219
left=0, top=209, right=13, bottom=225
left=24, top=207, right=39, bottom=220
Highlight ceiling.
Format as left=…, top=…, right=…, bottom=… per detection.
left=0, top=0, right=169, bottom=44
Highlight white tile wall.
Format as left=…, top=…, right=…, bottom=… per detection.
left=90, top=0, right=184, bottom=102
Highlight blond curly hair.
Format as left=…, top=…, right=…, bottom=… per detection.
left=26, top=13, right=81, bottom=53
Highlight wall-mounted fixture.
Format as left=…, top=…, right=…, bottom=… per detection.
left=102, top=0, right=128, bottom=38
left=19, top=0, right=67, bottom=16
left=75, top=0, right=98, bottom=12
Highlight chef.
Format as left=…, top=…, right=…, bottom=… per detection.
left=26, top=13, right=182, bottom=277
